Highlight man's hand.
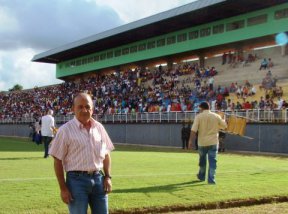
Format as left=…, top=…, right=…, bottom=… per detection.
left=188, top=140, right=193, bottom=149
left=60, top=187, right=73, bottom=204
left=103, top=177, right=112, bottom=194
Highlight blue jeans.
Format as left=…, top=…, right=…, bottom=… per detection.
left=66, top=172, right=108, bottom=214
left=197, top=144, right=218, bottom=184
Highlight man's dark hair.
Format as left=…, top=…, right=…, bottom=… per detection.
left=199, top=101, right=210, bottom=110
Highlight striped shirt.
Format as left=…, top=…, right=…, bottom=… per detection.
left=191, top=110, right=227, bottom=146
left=49, top=117, right=114, bottom=172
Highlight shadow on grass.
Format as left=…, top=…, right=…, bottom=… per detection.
left=0, top=157, right=44, bottom=161
left=113, top=180, right=206, bottom=194
left=0, top=139, right=43, bottom=152
left=0, top=147, right=43, bottom=152
left=115, top=144, right=197, bottom=154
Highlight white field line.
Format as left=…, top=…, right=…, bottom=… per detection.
left=0, top=173, right=192, bottom=182
left=0, top=177, right=56, bottom=182
left=0, top=169, right=287, bottom=182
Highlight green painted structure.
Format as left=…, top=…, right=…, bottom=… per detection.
left=56, top=3, right=288, bottom=78
left=32, top=1, right=288, bottom=80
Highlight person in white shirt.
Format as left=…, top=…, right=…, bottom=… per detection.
left=167, top=103, right=171, bottom=112
left=210, top=99, right=217, bottom=111
left=208, top=76, right=214, bottom=90
left=251, top=85, right=257, bottom=96
left=277, top=97, right=284, bottom=110
left=275, top=97, right=284, bottom=122
left=41, top=109, right=55, bottom=158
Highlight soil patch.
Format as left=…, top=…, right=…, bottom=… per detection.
left=111, top=196, right=288, bottom=214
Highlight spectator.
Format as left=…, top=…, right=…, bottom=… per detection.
left=208, top=76, right=214, bottom=91
left=41, top=109, right=55, bottom=158
left=181, top=124, right=190, bottom=150
left=34, top=119, right=42, bottom=145
left=218, top=131, right=226, bottom=152
left=28, top=122, right=35, bottom=142
left=250, top=85, right=257, bottom=96
left=259, top=58, right=268, bottom=70
left=1, top=60, right=286, bottom=123
left=268, top=58, right=274, bottom=69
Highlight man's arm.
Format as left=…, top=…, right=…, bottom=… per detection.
left=51, top=117, right=56, bottom=131
left=53, top=157, right=73, bottom=204
left=219, top=117, right=228, bottom=130
left=103, top=153, right=112, bottom=194
left=188, top=131, right=197, bottom=149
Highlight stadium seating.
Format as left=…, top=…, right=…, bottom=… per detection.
left=0, top=46, right=287, bottom=123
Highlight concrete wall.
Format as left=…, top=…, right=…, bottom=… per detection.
left=0, top=123, right=287, bottom=154
left=0, top=124, right=30, bottom=137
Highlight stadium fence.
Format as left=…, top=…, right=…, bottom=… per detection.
left=0, top=109, right=287, bottom=124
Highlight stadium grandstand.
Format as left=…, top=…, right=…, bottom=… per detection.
left=1, top=0, right=288, bottom=125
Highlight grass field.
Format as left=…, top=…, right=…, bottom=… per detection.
left=0, top=137, right=287, bottom=214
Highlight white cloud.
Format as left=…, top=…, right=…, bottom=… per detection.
left=0, top=0, right=123, bottom=50
left=0, top=57, right=3, bottom=70
left=0, top=0, right=198, bottom=91
left=0, top=49, right=62, bottom=91
left=0, top=6, right=19, bottom=33
left=96, top=0, right=197, bottom=22
left=0, top=0, right=123, bottom=91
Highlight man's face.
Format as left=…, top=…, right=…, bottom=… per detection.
left=72, top=95, right=93, bottom=124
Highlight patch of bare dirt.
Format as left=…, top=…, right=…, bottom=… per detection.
left=110, top=196, right=288, bottom=214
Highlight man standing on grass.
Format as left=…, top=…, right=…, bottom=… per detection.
left=49, top=93, right=114, bottom=214
left=188, top=101, right=227, bottom=184
left=41, top=109, right=55, bottom=158
left=181, top=123, right=190, bottom=150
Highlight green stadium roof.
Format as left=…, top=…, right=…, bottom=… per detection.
left=32, top=0, right=287, bottom=64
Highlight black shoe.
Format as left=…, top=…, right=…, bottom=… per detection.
left=197, top=174, right=205, bottom=182
left=208, top=181, right=216, bottom=185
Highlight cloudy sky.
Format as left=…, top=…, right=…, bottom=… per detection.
left=0, top=0, right=197, bottom=91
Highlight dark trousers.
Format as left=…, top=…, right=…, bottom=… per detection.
left=42, top=136, right=52, bottom=158
left=219, top=137, right=225, bottom=152
left=182, top=138, right=189, bottom=149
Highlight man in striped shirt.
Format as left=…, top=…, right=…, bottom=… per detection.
left=49, top=93, right=114, bottom=214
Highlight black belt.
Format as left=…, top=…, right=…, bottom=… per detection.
left=68, top=171, right=100, bottom=176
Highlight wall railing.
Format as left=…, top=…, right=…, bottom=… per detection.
left=0, top=109, right=287, bottom=124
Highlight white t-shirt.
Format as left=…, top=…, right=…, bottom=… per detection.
left=209, top=77, right=214, bottom=85
left=277, top=99, right=283, bottom=110
left=41, top=115, right=55, bottom=137
left=211, top=100, right=217, bottom=111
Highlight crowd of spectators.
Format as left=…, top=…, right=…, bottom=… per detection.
left=0, top=62, right=218, bottom=120
left=0, top=57, right=287, bottom=122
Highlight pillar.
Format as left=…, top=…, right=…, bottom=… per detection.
left=199, top=55, right=205, bottom=68
left=281, top=44, right=288, bottom=56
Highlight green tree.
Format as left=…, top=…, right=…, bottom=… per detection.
left=9, top=84, right=23, bottom=91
